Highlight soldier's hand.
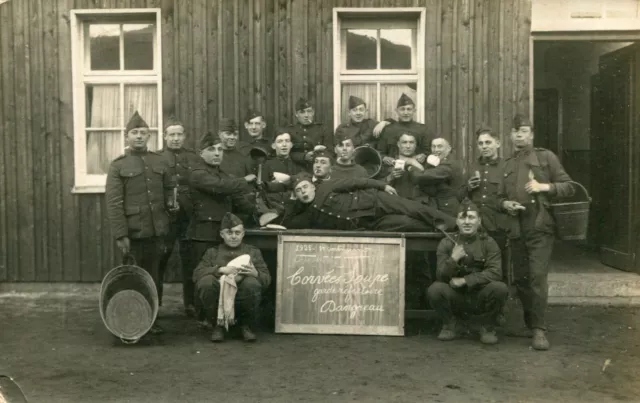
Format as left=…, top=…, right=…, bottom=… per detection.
left=168, top=201, right=180, bottom=213
left=390, top=168, right=404, bottom=179
left=415, top=153, right=427, bottom=164
left=449, top=277, right=467, bottom=288
left=451, top=244, right=467, bottom=262
left=238, top=264, right=258, bottom=278
left=244, top=174, right=257, bottom=183
left=525, top=179, right=550, bottom=194
left=382, top=156, right=395, bottom=166
left=218, top=266, right=237, bottom=275
left=234, top=274, right=244, bottom=283
left=372, top=121, right=391, bottom=137
left=468, top=176, right=481, bottom=189
left=304, top=152, right=315, bottom=162
left=384, top=185, right=398, bottom=195
left=502, top=200, right=526, bottom=215
left=116, top=237, right=130, bottom=255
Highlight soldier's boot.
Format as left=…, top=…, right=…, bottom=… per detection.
left=241, top=325, right=257, bottom=342
left=210, top=326, right=225, bottom=343
left=479, top=326, right=498, bottom=345
left=437, top=318, right=457, bottom=341
left=532, top=329, right=550, bottom=351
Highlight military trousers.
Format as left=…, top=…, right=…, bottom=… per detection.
left=373, top=192, right=457, bottom=230
left=158, top=209, right=191, bottom=306
left=487, top=230, right=510, bottom=285
left=182, top=240, right=219, bottom=309
left=510, top=209, right=555, bottom=331
left=195, top=275, right=263, bottom=327
left=427, top=281, right=509, bottom=326
left=128, top=237, right=165, bottom=300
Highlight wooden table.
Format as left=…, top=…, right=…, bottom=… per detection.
left=244, top=229, right=444, bottom=252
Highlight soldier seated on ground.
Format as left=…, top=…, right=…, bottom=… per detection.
left=193, top=213, right=271, bottom=343
left=427, top=200, right=509, bottom=345
left=331, top=133, right=369, bottom=179
left=277, top=153, right=457, bottom=232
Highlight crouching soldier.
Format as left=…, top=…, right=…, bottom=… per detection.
left=193, top=213, right=271, bottom=343
left=106, top=111, right=178, bottom=335
left=427, top=200, right=508, bottom=345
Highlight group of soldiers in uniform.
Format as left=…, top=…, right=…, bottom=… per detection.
left=106, top=93, right=573, bottom=350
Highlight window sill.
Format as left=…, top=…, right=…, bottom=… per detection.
left=72, top=185, right=106, bottom=194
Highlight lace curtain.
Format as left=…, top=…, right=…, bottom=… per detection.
left=340, top=83, right=418, bottom=124
left=86, top=84, right=157, bottom=174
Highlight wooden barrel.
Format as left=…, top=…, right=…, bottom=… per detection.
left=99, top=255, right=158, bottom=344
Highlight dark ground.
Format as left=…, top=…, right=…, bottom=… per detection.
left=1, top=296, right=639, bottom=403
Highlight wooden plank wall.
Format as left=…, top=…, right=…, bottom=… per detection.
left=0, top=0, right=531, bottom=282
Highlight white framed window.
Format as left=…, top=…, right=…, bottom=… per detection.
left=333, top=8, right=426, bottom=129
left=70, top=9, right=163, bottom=193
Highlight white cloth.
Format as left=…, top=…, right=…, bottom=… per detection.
left=216, top=274, right=238, bottom=330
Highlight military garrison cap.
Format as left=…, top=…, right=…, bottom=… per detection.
left=396, top=93, right=415, bottom=108
left=292, top=172, right=313, bottom=189
left=199, top=132, right=221, bottom=150
left=457, top=198, right=480, bottom=216
left=512, top=114, right=533, bottom=130
left=163, top=115, right=184, bottom=132
left=125, top=111, right=149, bottom=132
left=218, top=118, right=237, bottom=133
left=220, top=212, right=244, bottom=230
left=244, top=109, right=264, bottom=123
left=295, top=98, right=312, bottom=112
left=348, top=95, right=366, bottom=110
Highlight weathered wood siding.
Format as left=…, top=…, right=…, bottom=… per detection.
left=0, top=0, right=531, bottom=282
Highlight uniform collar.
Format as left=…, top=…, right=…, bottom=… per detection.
left=249, top=136, right=266, bottom=143
left=276, top=154, right=291, bottom=162
left=514, top=145, right=534, bottom=158
left=127, top=148, right=149, bottom=156
left=219, top=243, right=244, bottom=252
left=478, top=155, right=501, bottom=165
left=458, top=232, right=479, bottom=242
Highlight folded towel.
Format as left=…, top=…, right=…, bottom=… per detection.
left=217, top=274, right=238, bottom=330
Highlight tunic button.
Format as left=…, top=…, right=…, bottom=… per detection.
left=328, top=212, right=333, bottom=216
left=482, top=195, right=486, bottom=198
left=321, top=209, right=325, bottom=212
left=337, top=215, right=341, bottom=218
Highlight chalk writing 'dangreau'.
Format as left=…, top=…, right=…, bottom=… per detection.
left=286, top=267, right=390, bottom=287
left=320, top=300, right=384, bottom=319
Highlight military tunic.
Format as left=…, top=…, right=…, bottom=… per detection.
left=219, top=147, right=255, bottom=179
left=428, top=233, right=508, bottom=324
left=375, top=120, right=434, bottom=158
left=157, top=146, right=204, bottom=305
left=261, top=156, right=307, bottom=212
left=105, top=148, right=175, bottom=292
left=334, top=119, right=379, bottom=149
left=497, top=146, right=573, bottom=330
left=330, top=162, right=369, bottom=180
left=193, top=243, right=271, bottom=327
left=288, top=122, right=334, bottom=167
left=410, top=157, right=465, bottom=217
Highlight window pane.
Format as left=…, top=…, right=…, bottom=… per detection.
left=86, top=84, right=121, bottom=128
left=380, top=29, right=413, bottom=70
left=86, top=131, right=122, bottom=174
left=89, top=24, right=120, bottom=70
left=345, top=29, right=377, bottom=70
left=380, top=83, right=418, bottom=120
left=341, top=84, right=378, bottom=123
left=124, top=85, right=158, bottom=128
left=124, top=24, right=154, bottom=70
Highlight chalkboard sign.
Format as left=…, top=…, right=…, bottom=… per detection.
left=275, top=235, right=406, bottom=336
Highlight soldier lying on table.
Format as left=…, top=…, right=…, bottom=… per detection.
left=427, top=199, right=508, bottom=345
left=277, top=152, right=457, bottom=232
left=193, top=213, right=271, bottom=343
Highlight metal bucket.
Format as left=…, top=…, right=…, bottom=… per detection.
left=550, top=181, right=592, bottom=241
left=99, top=254, right=159, bottom=344
left=0, top=376, right=28, bottom=403
left=353, top=146, right=382, bottom=178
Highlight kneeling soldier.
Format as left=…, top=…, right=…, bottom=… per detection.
left=427, top=200, right=508, bottom=345
left=193, top=213, right=271, bottom=342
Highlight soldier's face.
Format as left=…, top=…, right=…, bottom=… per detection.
left=348, top=104, right=367, bottom=123
left=164, top=125, right=186, bottom=150
left=220, top=225, right=245, bottom=248
left=396, top=105, right=415, bottom=122
left=397, top=134, right=417, bottom=157
left=294, top=181, right=316, bottom=204
left=272, top=133, right=293, bottom=157
left=200, top=144, right=224, bottom=166
left=511, top=126, right=534, bottom=149
left=335, top=140, right=355, bottom=162
left=313, top=157, right=332, bottom=178
left=477, top=133, right=500, bottom=159
left=244, top=117, right=266, bottom=138
left=295, top=107, right=315, bottom=125
left=456, top=210, right=481, bottom=235
left=219, top=130, right=239, bottom=149
left=431, top=138, right=452, bottom=159
left=126, top=128, right=151, bottom=150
